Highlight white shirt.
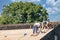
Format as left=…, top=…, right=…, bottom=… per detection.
left=34, top=23, right=40, bottom=27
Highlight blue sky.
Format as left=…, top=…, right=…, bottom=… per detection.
left=0, top=0, right=60, bottom=22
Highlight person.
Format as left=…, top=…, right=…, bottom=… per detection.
left=41, top=21, right=49, bottom=33
left=42, top=21, right=46, bottom=29
left=45, top=21, right=49, bottom=29
left=32, top=22, right=40, bottom=35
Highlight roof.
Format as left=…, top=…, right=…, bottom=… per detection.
left=0, top=29, right=53, bottom=40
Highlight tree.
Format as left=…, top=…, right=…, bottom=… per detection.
left=1, top=1, right=48, bottom=24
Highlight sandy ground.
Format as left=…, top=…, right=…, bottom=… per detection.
left=0, top=29, right=53, bottom=40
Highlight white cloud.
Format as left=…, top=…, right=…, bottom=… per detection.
left=53, top=7, right=60, bottom=12
left=11, top=0, right=41, bottom=2
left=46, top=0, right=60, bottom=14
left=51, top=14, right=60, bottom=22
left=46, top=7, right=55, bottom=14
left=46, top=0, right=56, bottom=6
left=27, top=0, right=40, bottom=2
left=46, top=0, right=60, bottom=21
left=11, top=0, right=21, bottom=2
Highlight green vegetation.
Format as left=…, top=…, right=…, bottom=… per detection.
left=0, top=1, right=48, bottom=24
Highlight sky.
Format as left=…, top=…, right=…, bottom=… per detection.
left=0, top=0, right=60, bottom=22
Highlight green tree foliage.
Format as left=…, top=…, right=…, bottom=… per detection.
left=0, top=1, right=48, bottom=24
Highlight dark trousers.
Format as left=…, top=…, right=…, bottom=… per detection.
left=33, top=26, right=38, bottom=34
